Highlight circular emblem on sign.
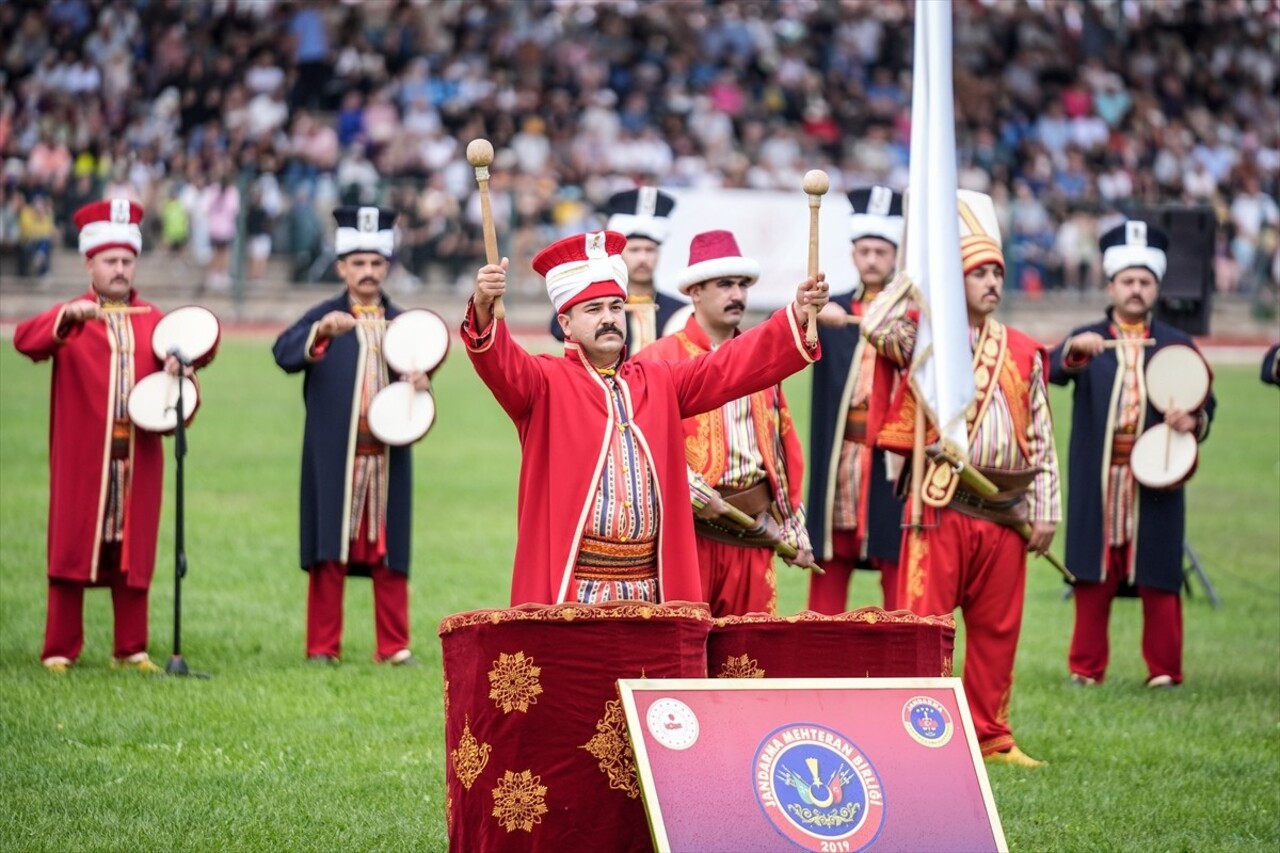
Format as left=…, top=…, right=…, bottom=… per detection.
left=753, top=724, right=886, bottom=852
left=646, top=698, right=699, bottom=750
left=902, top=696, right=954, bottom=748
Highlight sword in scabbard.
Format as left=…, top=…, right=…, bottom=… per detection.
left=924, top=445, right=1076, bottom=583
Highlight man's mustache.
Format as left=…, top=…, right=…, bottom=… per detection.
left=725, top=301, right=746, bottom=312
left=596, top=324, right=623, bottom=339
left=360, top=278, right=379, bottom=287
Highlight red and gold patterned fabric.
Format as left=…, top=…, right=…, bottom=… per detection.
left=440, top=602, right=713, bottom=852
left=707, top=608, right=955, bottom=680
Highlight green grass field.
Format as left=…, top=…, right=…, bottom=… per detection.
left=1, top=336, right=1277, bottom=852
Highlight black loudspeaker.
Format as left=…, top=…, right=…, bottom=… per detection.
left=1127, top=205, right=1216, bottom=336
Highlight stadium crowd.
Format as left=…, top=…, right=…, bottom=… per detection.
left=1, top=0, right=1276, bottom=296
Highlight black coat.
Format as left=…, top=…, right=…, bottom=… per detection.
left=1048, top=314, right=1215, bottom=592
left=806, top=291, right=902, bottom=565
left=273, top=291, right=414, bottom=575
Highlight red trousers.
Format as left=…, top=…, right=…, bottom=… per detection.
left=900, top=509, right=1027, bottom=756
left=1068, top=544, right=1183, bottom=684
left=307, top=561, right=410, bottom=661
left=807, top=529, right=900, bottom=614
left=42, top=543, right=149, bottom=664
left=694, top=536, right=776, bottom=618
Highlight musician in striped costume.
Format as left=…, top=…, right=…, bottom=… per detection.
left=806, top=187, right=907, bottom=614
left=863, top=190, right=1061, bottom=768
left=273, top=206, right=430, bottom=665
left=638, top=230, right=815, bottom=617
left=465, top=231, right=827, bottom=607
left=1049, top=221, right=1215, bottom=690
left=14, top=200, right=184, bottom=674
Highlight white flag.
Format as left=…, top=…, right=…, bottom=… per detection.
left=903, top=0, right=975, bottom=458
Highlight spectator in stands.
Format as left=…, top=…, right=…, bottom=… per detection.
left=1230, top=174, right=1280, bottom=295
left=202, top=167, right=241, bottom=292
left=0, top=0, right=1274, bottom=300
left=18, top=191, right=56, bottom=277
left=287, top=0, right=332, bottom=112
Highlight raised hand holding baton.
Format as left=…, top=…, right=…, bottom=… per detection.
left=467, top=138, right=505, bottom=322
left=802, top=169, right=829, bottom=346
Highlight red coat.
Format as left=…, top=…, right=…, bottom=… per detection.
left=464, top=302, right=818, bottom=606
left=14, top=292, right=166, bottom=588
left=639, top=313, right=807, bottom=528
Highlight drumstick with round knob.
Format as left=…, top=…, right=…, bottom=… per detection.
left=466, top=138, right=505, bottom=322
left=802, top=169, right=829, bottom=346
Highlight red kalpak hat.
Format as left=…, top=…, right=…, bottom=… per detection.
left=74, top=199, right=144, bottom=258
left=533, top=230, right=629, bottom=313
left=675, top=229, right=761, bottom=294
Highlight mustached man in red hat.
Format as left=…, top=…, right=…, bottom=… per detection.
left=465, top=232, right=829, bottom=607
left=864, top=190, right=1062, bottom=768
left=13, top=199, right=189, bottom=675
left=637, top=230, right=817, bottom=617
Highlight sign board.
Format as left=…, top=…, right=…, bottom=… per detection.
left=619, top=678, right=1005, bottom=853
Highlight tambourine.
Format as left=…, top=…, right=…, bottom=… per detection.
left=151, top=305, right=221, bottom=368
left=1145, top=344, right=1210, bottom=413
left=127, top=373, right=198, bottom=435
left=1130, top=423, right=1198, bottom=490
left=384, top=309, right=449, bottom=376
left=368, top=381, right=436, bottom=447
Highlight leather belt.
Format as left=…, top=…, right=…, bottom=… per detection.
left=719, top=481, right=772, bottom=518
left=949, top=487, right=1029, bottom=526
left=951, top=489, right=1022, bottom=513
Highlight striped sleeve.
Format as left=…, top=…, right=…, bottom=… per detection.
left=861, top=275, right=916, bottom=367
left=1025, top=356, right=1062, bottom=524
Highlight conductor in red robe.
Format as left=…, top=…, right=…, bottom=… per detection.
left=14, top=199, right=185, bottom=674
left=464, top=231, right=828, bottom=606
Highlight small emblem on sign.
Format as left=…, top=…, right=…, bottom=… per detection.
left=646, top=697, right=699, bottom=751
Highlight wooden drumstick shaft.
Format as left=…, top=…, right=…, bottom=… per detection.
left=467, top=138, right=505, bottom=321
left=802, top=170, right=829, bottom=346
left=1099, top=338, right=1155, bottom=349
left=99, top=305, right=152, bottom=316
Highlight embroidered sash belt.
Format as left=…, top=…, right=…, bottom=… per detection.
left=1111, top=432, right=1137, bottom=467
left=110, top=419, right=132, bottom=460
left=355, top=417, right=384, bottom=456
left=844, top=406, right=869, bottom=444
left=574, top=534, right=658, bottom=582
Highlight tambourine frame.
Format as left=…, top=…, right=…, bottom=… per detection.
left=127, top=373, right=199, bottom=435
left=383, top=309, right=450, bottom=376
left=151, top=305, right=221, bottom=368
left=1130, top=423, right=1198, bottom=490
left=367, top=381, right=436, bottom=447
left=1145, top=344, right=1210, bottom=414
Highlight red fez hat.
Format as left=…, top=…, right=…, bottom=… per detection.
left=533, top=231, right=629, bottom=313
left=74, top=199, right=144, bottom=257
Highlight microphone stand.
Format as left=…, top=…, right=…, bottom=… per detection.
left=166, top=350, right=210, bottom=678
